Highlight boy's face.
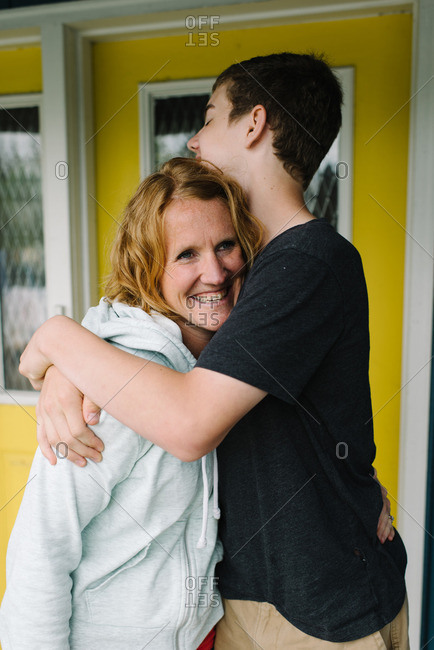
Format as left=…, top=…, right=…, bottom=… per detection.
left=188, top=84, right=246, bottom=174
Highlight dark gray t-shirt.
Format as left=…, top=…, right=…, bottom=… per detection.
left=197, top=219, right=406, bottom=642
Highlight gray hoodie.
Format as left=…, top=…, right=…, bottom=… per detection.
left=0, top=300, right=223, bottom=649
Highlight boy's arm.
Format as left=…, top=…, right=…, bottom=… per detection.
left=0, top=427, right=142, bottom=649
left=20, top=315, right=266, bottom=462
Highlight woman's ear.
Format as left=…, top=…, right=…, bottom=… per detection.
left=245, top=105, right=267, bottom=148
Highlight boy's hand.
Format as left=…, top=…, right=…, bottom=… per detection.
left=36, top=366, right=104, bottom=467
left=373, top=468, right=395, bottom=544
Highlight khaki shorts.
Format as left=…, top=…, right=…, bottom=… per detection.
left=214, top=595, right=409, bottom=649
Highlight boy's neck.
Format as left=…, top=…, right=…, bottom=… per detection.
left=243, top=165, right=316, bottom=246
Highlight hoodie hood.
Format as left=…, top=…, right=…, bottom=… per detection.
left=82, top=299, right=197, bottom=373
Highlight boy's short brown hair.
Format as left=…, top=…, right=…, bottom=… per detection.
left=213, top=52, right=342, bottom=190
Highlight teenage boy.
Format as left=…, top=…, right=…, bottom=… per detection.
left=20, top=53, right=408, bottom=647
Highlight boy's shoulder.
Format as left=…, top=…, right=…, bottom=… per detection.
left=257, top=218, right=363, bottom=280
left=267, top=218, right=356, bottom=258
left=243, top=219, right=366, bottom=310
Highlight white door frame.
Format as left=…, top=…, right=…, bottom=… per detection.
left=398, top=1, right=434, bottom=647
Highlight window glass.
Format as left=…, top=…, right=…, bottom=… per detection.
left=153, top=94, right=209, bottom=169
left=304, top=137, right=340, bottom=229
left=0, top=105, right=46, bottom=391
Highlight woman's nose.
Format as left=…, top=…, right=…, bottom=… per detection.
left=200, top=255, right=227, bottom=285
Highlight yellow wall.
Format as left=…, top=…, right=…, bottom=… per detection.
left=93, top=14, right=412, bottom=506
left=0, top=46, right=42, bottom=606
left=0, top=45, right=42, bottom=94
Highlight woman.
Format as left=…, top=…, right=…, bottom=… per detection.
left=0, top=158, right=263, bottom=650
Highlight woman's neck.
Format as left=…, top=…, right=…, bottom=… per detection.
left=178, top=320, right=214, bottom=359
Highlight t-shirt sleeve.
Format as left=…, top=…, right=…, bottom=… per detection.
left=196, top=247, right=344, bottom=404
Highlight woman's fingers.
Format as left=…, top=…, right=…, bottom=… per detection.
left=36, top=403, right=57, bottom=465
left=376, top=498, right=395, bottom=544
left=372, top=468, right=395, bottom=544
left=62, top=397, right=104, bottom=462
left=82, top=396, right=101, bottom=426
left=46, top=401, right=103, bottom=464
left=40, top=403, right=101, bottom=466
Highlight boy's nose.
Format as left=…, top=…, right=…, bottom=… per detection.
left=187, top=132, right=199, bottom=153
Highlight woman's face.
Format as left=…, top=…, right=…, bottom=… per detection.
left=160, top=196, right=245, bottom=339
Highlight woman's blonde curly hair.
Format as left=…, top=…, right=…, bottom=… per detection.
left=105, top=157, right=263, bottom=320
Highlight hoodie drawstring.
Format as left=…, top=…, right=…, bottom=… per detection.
left=212, top=449, right=221, bottom=520
left=197, top=450, right=220, bottom=549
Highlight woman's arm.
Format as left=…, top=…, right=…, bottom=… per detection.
left=20, top=315, right=266, bottom=462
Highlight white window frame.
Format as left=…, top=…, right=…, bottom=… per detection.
left=333, top=66, right=354, bottom=242
left=0, top=93, right=44, bottom=405
left=139, top=77, right=214, bottom=179
left=0, top=25, right=98, bottom=406
left=139, top=68, right=354, bottom=241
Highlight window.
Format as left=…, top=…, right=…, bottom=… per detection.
left=139, top=69, right=354, bottom=240
left=139, top=78, right=213, bottom=177
left=0, top=96, right=46, bottom=396
left=304, top=68, right=354, bottom=240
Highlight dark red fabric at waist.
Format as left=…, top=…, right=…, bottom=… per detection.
left=197, top=626, right=216, bottom=650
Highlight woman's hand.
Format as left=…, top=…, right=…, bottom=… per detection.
left=36, top=366, right=104, bottom=467
left=373, top=468, right=395, bottom=544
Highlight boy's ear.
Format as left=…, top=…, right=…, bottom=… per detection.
left=245, top=105, right=267, bottom=147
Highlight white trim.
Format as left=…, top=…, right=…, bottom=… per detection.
left=139, top=78, right=214, bottom=177
left=40, top=23, right=75, bottom=321
left=76, top=34, right=98, bottom=313
left=0, top=93, right=42, bottom=107
left=0, top=390, right=39, bottom=407
left=75, top=4, right=412, bottom=42
left=398, top=0, right=434, bottom=646
left=0, top=0, right=413, bottom=28
left=39, top=24, right=93, bottom=322
left=0, top=28, right=40, bottom=50
left=0, top=0, right=413, bottom=46
left=334, top=67, right=354, bottom=242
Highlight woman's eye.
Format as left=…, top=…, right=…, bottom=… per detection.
left=218, top=240, right=236, bottom=252
left=177, top=250, right=194, bottom=260
left=204, top=119, right=211, bottom=126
